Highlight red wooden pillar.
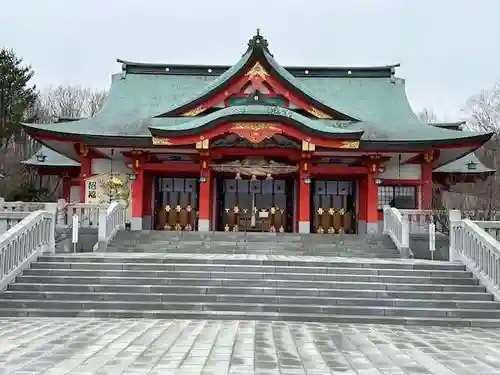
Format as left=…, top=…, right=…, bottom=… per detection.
left=358, top=177, right=367, bottom=229
left=366, top=174, right=379, bottom=234
left=130, top=152, right=146, bottom=230
left=78, top=144, right=91, bottom=203
left=62, top=174, right=71, bottom=202
left=298, top=157, right=311, bottom=233
left=142, top=171, right=153, bottom=229
left=363, top=155, right=381, bottom=235
left=198, top=157, right=211, bottom=231
left=421, top=151, right=434, bottom=209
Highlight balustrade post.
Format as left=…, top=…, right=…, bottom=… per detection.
left=45, top=204, right=57, bottom=253
left=382, top=205, right=390, bottom=234
left=56, top=199, right=66, bottom=225
left=401, top=215, right=409, bottom=248
left=0, top=197, right=4, bottom=211
left=98, top=204, right=108, bottom=243
left=449, top=209, right=461, bottom=262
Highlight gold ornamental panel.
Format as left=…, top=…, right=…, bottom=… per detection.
left=152, top=137, right=171, bottom=146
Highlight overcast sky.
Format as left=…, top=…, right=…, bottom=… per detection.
left=1, top=0, right=499, bottom=121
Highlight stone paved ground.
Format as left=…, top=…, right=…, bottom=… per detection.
left=1, top=319, right=500, bottom=375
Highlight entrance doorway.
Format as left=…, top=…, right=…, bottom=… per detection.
left=312, top=180, right=357, bottom=234
left=154, top=177, right=198, bottom=231
left=218, top=178, right=294, bottom=232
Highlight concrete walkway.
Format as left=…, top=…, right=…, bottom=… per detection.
left=1, top=318, right=500, bottom=374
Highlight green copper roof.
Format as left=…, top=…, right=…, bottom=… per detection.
left=23, top=146, right=80, bottom=167
left=434, top=153, right=495, bottom=174
left=430, top=121, right=466, bottom=131
left=149, top=105, right=363, bottom=137
left=21, top=32, right=492, bottom=150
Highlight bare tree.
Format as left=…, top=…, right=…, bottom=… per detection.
left=39, top=85, right=107, bottom=120
left=1, top=85, right=107, bottom=199
left=418, top=108, right=438, bottom=124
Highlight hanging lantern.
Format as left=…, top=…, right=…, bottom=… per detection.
left=251, top=174, right=257, bottom=181
left=266, top=173, right=273, bottom=180
left=235, top=172, right=242, bottom=180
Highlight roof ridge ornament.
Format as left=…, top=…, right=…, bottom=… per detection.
left=245, top=29, right=273, bottom=57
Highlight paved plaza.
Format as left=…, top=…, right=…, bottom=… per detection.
left=1, top=319, right=500, bottom=374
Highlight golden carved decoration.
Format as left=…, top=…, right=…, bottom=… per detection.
left=233, top=206, right=240, bottom=213
left=196, top=139, right=210, bottom=150
left=338, top=227, right=345, bottom=234
left=339, top=208, right=346, bottom=215
left=328, top=227, right=335, bottom=234
left=328, top=208, right=335, bottom=216
left=175, top=223, right=182, bottom=231
left=279, top=226, right=284, bottom=233
left=424, top=150, right=435, bottom=163
left=302, top=140, right=316, bottom=152
left=317, top=207, right=324, bottom=215
left=224, top=224, right=230, bottom=232
left=270, top=207, right=276, bottom=214
left=182, top=105, right=205, bottom=117
left=164, top=224, right=171, bottom=230
left=269, top=226, right=276, bottom=233
left=339, top=141, right=360, bottom=149
left=175, top=205, right=181, bottom=212
left=80, top=144, right=89, bottom=157
left=152, top=137, right=171, bottom=146
left=317, top=226, right=324, bottom=234
left=245, top=62, right=269, bottom=79
left=185, top=224, right=192, bottom=231
left=232, top=122, right=279, bottom=131
left=186, top=205, right=192, bottom=212
left=308, top=107, right=332, bottom=119
left=165, top=205, right=171, bottom=212
left=233, top=225, right=239, bottom=232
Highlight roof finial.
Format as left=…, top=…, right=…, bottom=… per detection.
left=245, top=29, right=273, bottom=57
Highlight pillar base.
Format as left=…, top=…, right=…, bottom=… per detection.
left=130, top=217, right=143, bottom=231
left=298, top=221, right=310, bottom=234
left=366, top=222, right=379, bottom=235
left=198, top=219, right=210, bottom=232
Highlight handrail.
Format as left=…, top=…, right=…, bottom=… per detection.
left=450, top=216, right=500, bottom=301
left=383, top=205, right=411, bottom=258
left=0, top=210, right=55, bottom=290
left=95, top=201, right=126, bottom=251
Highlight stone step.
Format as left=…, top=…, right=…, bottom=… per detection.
left=2, top=307, right=499, bottom=327
left=8, top=283, right=492, bottom=300
left=21, top=269, right=478, bottom=285
left=2, top=299, right=500, bottom=319
left=14, top=275, right=485, bottom=292
left=37, top=256, right=467, bottom=271
left=2, top=291, right=497, bottom=309
left=30, top=261, right=473, bottom=278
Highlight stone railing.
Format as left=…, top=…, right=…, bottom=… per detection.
left=0, top=197, right=45, bottom=212
left=471, top=221, right=500, bottom=242
left=58, top=202, right=104, bottom=228
left=0, top=210, right=56, bottom=290
left=399, top=209, right=435, bottom=234
left=383, top=205, right=411, bottom=257
left=450, top=210, right=500, bottom=301
left=0, top=211, right=29, bottom=233
left=95, top=201, right=126, bottom=251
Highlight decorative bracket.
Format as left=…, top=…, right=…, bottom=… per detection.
left=230, top=122, right=281, bottom=143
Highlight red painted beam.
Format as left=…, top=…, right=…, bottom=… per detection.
left=143, top=163, right=200, bottom=173
left=310, top=165, right=368, bottom=175
left=210, top=147, right=302, bottom=160
left=379, top=179, right=424, bottom=186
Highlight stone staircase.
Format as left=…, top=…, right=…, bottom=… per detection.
left=1, top=231, right=500, bottom=326
left=105, top=231, right=402, bottom=258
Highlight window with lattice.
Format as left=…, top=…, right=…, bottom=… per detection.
left=377, top=185, right=416, bottom=210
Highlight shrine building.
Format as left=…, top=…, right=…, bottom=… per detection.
left=22, top=32, right=494, bottom=234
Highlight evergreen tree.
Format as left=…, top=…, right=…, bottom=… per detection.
left=0, top=48, right=38, bottom=146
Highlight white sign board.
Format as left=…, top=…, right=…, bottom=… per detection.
left=72, top=214, right=79, bottom=244
left=429, top=222, right=436, bottom=253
